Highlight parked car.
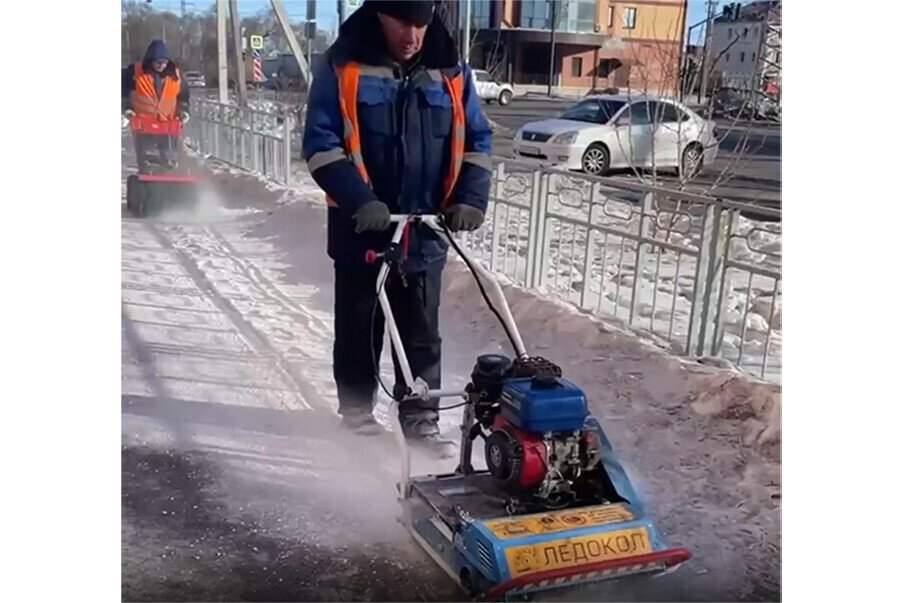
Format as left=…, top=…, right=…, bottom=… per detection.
left=472, top=69, right=513, bottom=106
left=512, top=94, right=719, bottom=178
left=183, top=71, right=206, bottom=88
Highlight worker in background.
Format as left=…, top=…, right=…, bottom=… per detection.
left=302, top=0, right=493, bottom=453
left=121, top=39, right=191, bottom=171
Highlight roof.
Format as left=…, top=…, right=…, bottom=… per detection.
left=714, top=1, right=781, bottom=24
left=580, top=92, right=687, bottom=106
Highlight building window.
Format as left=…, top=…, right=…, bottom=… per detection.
left=557, top=0, right=597, bottom=33
left=751, top=52, right=756, bottom=62
left=725, top=53, right=730, bottom=63
left=520, top=0, right=551, bottom=29
left=469, top=0, right=491, bottom=30
left=623, top=7, right=637, bottom=29
left=728, top=28, right=732, bottom=38
left=571, top=57, right=583, bottom=77
left=753, top=26, right=758, bottom=38
left=743, top=27, right=748, bottom=38
left=740, top=51, right=745, bottom=62
left=521, top=0, right=595, bottom=33
left=607, top=6, right=614, bottom=28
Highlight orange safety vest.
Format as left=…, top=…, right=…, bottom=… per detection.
left=130, top=62, right=181, bottom=121
left=327, top=61, right=465, bottom=209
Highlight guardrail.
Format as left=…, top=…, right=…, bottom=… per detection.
left=189, top=99, right=782, bottom=381
left=187, top=99, right=294, bottom=185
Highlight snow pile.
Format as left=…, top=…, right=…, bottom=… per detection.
left=441, top=259, right=781, bottom=455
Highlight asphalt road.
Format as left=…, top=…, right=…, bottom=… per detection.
left=482, top=98, right=782, bottom=208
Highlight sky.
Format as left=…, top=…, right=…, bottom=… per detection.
left=140, top=0, right=713, bottom=39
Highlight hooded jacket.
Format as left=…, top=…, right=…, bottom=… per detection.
left=302, top=2, right=493, bottom=272
left=121, top=40, right=190, bottom=115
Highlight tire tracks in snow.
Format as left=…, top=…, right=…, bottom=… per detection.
left=141, top=220, right=332, bottom=413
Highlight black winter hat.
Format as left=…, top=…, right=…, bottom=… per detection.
left=365, top=0, right=436, bottom=26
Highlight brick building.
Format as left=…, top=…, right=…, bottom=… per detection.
left=443, top=0, right=687, bottom=95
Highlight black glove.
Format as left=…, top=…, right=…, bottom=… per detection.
left=444, top=204, right=485, bottom=232
left=352, top=201, right=391, bottom=233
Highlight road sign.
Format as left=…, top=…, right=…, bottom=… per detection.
left=250, top=34, right=264, bottom=50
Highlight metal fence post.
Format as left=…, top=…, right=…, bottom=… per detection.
left=214, top=104, right=221, bottom=159
left=534, top=171, right=551, bottom=289
left=685, top=202, right=724, bottom=356
left=710, top=209, right=735, bottom=356
left=490, top=162, right=505, bottom=273
left=250, top=111, right=259, bottom=173
left=239, top=107, right=247, bottom=170
left=525, top=169, right=546, bottom=288
left=198, top=101, right=206, bottom=154
left=628, top=191, right=655, bottom=325
left=283, top=106, right=292, bottom=185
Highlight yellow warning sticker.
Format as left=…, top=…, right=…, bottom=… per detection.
left=484, top=504, right=636, bottom=540
left=504, top=526, right=652, bottom=579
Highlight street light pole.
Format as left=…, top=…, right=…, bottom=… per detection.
left=547, top=0, right=557, bottom=96
left=217, top=0, right=228, bottom=103
left=463, top=0, right=472, bottom=64
left=699, top=0, right=718, bottom=103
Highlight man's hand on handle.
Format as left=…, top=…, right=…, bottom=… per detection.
left=353, top=201, right=392, bottom=233
left=443, top=204, right=485, bottom=232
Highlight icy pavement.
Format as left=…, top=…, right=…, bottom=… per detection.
left=121, top=149, right=780, bottom=601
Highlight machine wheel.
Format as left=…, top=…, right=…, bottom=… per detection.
left=498, top=90, right=512, bottom=106
left=130, top=179, right=148, bottom=217
left=125, top=175, right=138, bottom=213
left=459, top=567, right=479, bottom=598
left=581, top=143, right=610, bottom=175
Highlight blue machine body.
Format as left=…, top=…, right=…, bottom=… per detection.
left=500, top=376, right=588, bottom=433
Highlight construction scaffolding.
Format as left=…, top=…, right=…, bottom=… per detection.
left=750, top=1, right=782, bottom=120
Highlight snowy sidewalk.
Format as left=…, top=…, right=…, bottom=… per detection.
left=121, top=149, right=781, bottom=601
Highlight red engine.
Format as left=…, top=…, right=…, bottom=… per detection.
left=484, top=415, right=548, bottom=489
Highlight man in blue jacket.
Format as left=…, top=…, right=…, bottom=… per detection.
left=302, top=0, right=492, bottom=448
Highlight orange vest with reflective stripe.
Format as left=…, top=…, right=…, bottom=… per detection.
left=130, top=62, right=181, bottom=121
left=328, top=61, right=465, bottom=209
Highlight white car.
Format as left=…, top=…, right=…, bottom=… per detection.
left=183, top=71, right=207, bottom=87
left=472, top=69, right=513, bottom=106
left=512, top=95, right=719, bottom=177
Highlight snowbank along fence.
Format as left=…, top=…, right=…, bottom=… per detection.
left=187, top=99, right=782, bottom=382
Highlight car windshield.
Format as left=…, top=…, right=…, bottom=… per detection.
left=561, top=99, right=626, bottom=124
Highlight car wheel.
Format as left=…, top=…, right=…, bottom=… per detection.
left=498, top=90, right=512, bottom=106
left=581, top=143, right=610, bottom=176
left=679, top=143, right=704, bottom=179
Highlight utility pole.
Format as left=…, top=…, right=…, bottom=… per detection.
left=217, top=0, right=228, bottom=103
left=270, top=0, right=311, bottom=85
left=547, top=0, right=557, bottom=96
left=698, top=0, right=717, bottom=103
left=180, top=0, right=187, bottom=61
left=463, top=0, right=472, bottom=64
left=337, top=0, right=344, bottom=26
left=229, top=0, right=248, bottom=106
left=306, top=0, right=317, bottom=81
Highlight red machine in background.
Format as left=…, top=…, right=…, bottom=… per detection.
left=125, top=113, right=201, bottom=217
